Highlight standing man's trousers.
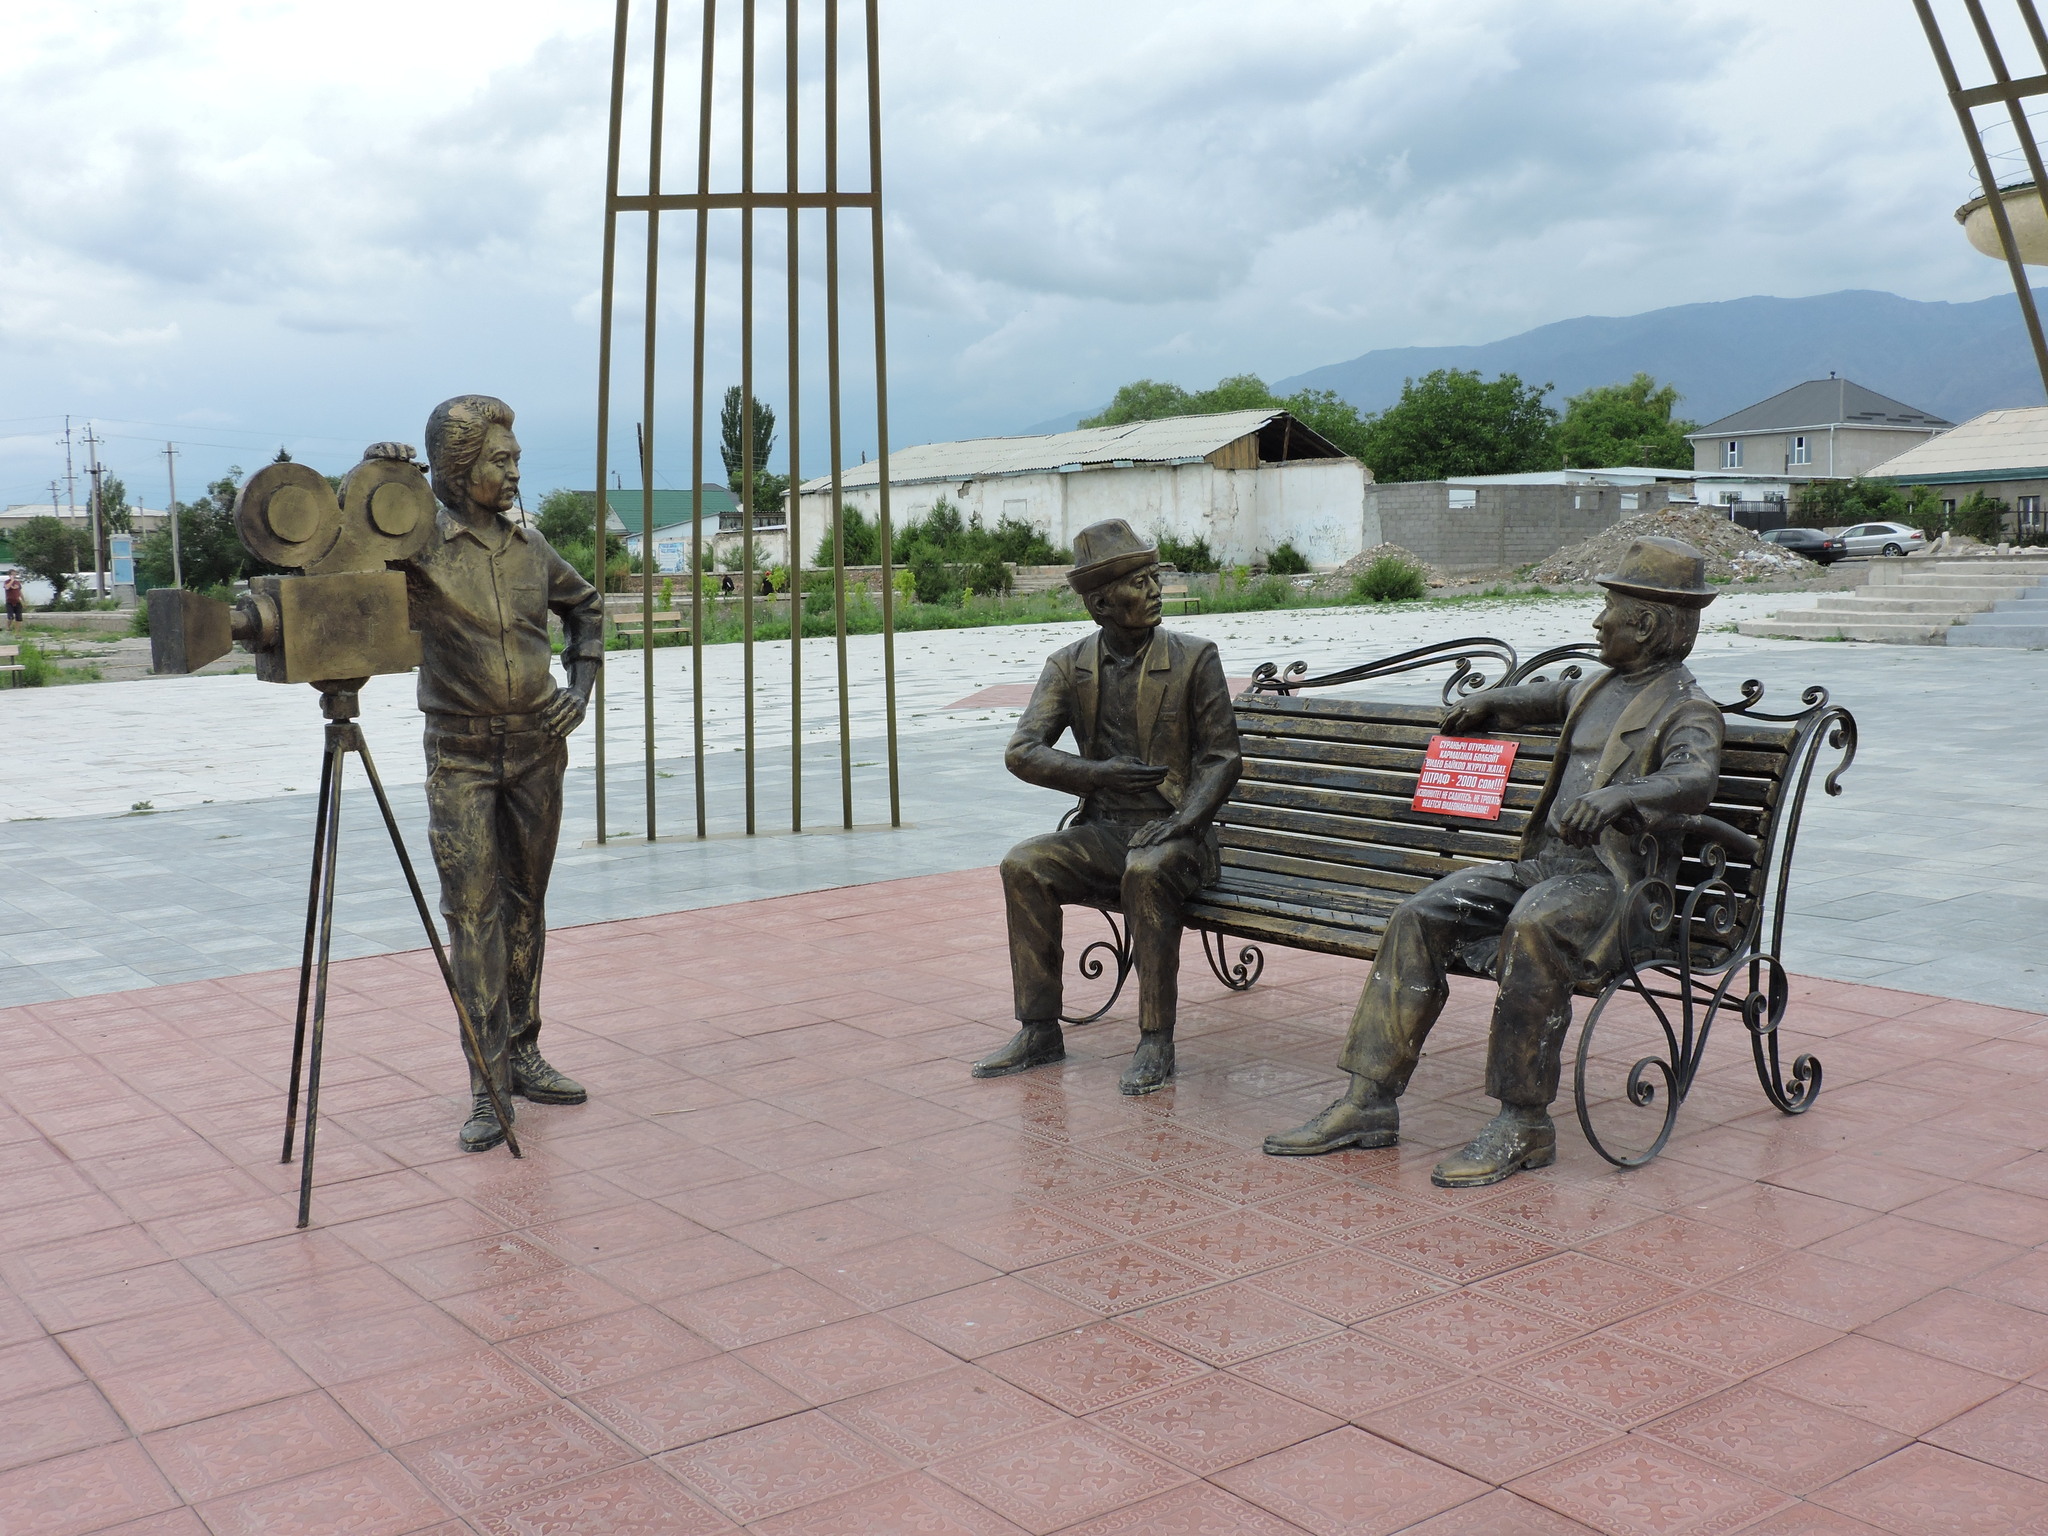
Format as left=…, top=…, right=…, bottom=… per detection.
left=423, top=721, right=567, bottom=1095
left=1001, top=821, right=1207, bottom=1034
left=1342, top=849, right=1617, bottom=1108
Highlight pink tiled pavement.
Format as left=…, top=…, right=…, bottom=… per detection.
left=2, top=867, right=2047, bottom=1533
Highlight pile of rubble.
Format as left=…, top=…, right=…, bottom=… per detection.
left=1526, top=507, right=1810, bottom=586
left=1309, top=544, right=1450, bottom=595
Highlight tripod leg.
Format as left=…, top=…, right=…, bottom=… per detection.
left=354, top=733, right=523, bottom=1159
left=296, top=738, right=348, bottom=1229
left=281, top=729, right=342, bottom=1165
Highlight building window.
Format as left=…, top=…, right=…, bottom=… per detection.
left=2022, top=495, right=2045, bottom=537
left=1723, top=440, right=1742, bottom=468
left=1447, top=487, right=1476, bottom=509
left=1620, top=492, right=1639, bottom=511
left=1791, top=435, right=1810, bottom=466
left=1942, top=498, right=1958, bottom=518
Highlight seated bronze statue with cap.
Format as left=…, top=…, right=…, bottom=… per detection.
left=974, top=519, right=1243, bottom=1096
left=1264, top=536, right=1724, bottom=1187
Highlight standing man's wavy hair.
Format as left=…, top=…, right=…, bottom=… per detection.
left=426, top=395, right=515, bottom=511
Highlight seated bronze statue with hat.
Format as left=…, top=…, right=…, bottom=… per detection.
left=975, top=518, right=1243, bottom=1096
left=1264, top=536, right=1724, bottom=1187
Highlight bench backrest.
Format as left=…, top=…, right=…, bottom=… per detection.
left=1219, top=691, right=1803, bottom=965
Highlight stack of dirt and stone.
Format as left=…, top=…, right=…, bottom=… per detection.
left=1526, top=507, right=1811, bottom=587
left=1309, top=544, right=1451, bottom=596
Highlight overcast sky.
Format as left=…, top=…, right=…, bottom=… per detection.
left=0, top=0, right=2025, bottom=511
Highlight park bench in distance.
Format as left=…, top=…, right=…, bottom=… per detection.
left=1061, top=636, right=1858, bottom=1168
left=610, top=613, right=690, bottom=644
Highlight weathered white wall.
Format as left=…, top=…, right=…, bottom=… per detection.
left=798, top=459, right=1369, bottom=567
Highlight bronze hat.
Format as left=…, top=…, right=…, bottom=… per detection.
left=1067, top=518, right=1160, bottom=594
left=1596, top=535, right=1718, bottom=610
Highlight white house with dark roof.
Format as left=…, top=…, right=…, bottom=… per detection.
left=795, top=409, right=1369, bottom=567
left=1685, top=378, right=1951, bottom=480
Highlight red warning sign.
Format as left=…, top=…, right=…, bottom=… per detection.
left=1413, top=735, right=1519, bottom=821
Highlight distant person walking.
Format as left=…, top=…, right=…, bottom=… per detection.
left=5, top=572, right=24, bottom=630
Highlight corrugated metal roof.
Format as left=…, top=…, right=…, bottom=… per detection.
left=796, top=409, right=1300, bottom=493
left=1690, top=379, right=1951, bottom=435
left=1868, top=406, right=2048, bottom=478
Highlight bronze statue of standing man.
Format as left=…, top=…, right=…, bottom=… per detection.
left=409, top=396, right=606, bottom=1151
left=976, top=520, right=1242, bottom=1095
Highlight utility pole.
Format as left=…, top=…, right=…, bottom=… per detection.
left=82, top=424, right=104, bottom=598
left=163, top=442, right=182, bottom=588
left=59, top=417, right=76, bottom=519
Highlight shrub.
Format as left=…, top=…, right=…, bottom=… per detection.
left=1155, top=532, right=1219, bottom=573
left=1265, top=542, right=1311, bottom=575
left=1953, top=492, right=2008, bottom=543
left=1350, top=555, right=1426, bottom=603
left=16, top=641, right=54, bottom=686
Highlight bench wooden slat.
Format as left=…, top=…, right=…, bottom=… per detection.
left=1240, top=758, right=1548, bottom=810
left=1227, top=781, right=1530, bottom=847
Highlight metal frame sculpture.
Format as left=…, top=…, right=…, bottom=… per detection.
left=1915, top=0, right=2048, bottom=396
left=591, top=0, right=901, bottom=842
left=1053, top=636, right=1857, bottom=1169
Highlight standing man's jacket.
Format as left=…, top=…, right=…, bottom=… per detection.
left=1005, top=628, right=1242, bottom=876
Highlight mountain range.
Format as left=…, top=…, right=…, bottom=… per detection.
left=1024, top=288, right=2048, bottom=435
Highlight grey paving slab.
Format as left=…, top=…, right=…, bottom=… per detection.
left=0, top=638, right=2038, bottom=1014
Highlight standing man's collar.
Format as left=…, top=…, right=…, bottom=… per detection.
left=435, top=505, right=531, bottom=544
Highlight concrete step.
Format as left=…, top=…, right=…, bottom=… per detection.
left=1868, top=571, right=2048, bottom=590
left=1806, top=595, right=2002, bottom=616
left=1735, top=619, right=1950, bottom=644
left=1949, top=618, right=2048, bottom=648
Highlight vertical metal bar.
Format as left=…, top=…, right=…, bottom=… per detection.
left=786, top=0, right=803, bottom=832
left=741, top=0, right=758, bottom=836
left=641, top=0, right=672, bottom=842
left=1964, top=0, right=2048, bottom=240
left=280, top=728, right=340, bottom=1165
left=295, top=737, right=348, bottom=1229
left=593, top=0, right=631, bottom=844
left=2015, top=0, right=2048, bottom=69
left=825, top=0, right=853, bottom=829
left=1917, top=0, right=2048, bottom=396
left=863, top=0, right=900, bottom=827
left=689, top=0, right=717, bottom=839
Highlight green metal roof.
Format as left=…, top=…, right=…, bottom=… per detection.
left=604, top=486, right=739, bottom=527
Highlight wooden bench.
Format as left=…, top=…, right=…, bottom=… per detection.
left=1161, top=581, right=1199, bottom=616
left=0, top=645, right=21, bottom=686
left=1062, top=637, right=1859, bottom=1167
left=611, top=614, right=691, bottom=643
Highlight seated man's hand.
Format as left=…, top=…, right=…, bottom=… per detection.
left=541, top=685, right=589, bottom=738
left=1128, top=815, right=1195, bottom=848
left=1095, top=755, right=1169, bottom=794
left=1440, top=695, right=1496, bottom=736
left=1553, top=785, right=1635, bottom=844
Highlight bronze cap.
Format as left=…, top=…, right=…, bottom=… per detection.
left=1067, top=518, right=1160, bottom=594
left=1596, top=535, right=1718, bottom=610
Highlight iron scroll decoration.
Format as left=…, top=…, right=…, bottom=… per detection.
left=1247, top=636, right=1603, bottom=706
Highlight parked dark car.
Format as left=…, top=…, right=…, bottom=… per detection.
left=1760, top=527, right=1847, bottom=564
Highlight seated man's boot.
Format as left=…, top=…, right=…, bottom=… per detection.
left=510, top=1042, right=587, bottom=1105
left=459, top=1091, right=514, bottom=1152
left=1263, top=1077, right=1400, bottom=1155
left=1431, top=1105, right=1556, bottom=1188
left=1119, top=1033, right=1174, bottom=1096
left=972, top=1021, right=1065, bottom=1079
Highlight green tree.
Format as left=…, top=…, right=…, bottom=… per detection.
left=1357, top=370, right=1558, bottom=482
left=134, top=468, right=276, bottom=592
left=1953, top=491, right=2009, bottom=542
left=1556, top=373, right=1697, bottom=470
left=813, top=506, right=882, bottom=566
left=534, top=488, right=596, bottom=545
left=1792, top=477, right=1905, bottom=527
left=13, top=516, right=83, bottom=601
left=719, top=386, right=786, bottom=513
left=1080, top=372, right=1374, bottom=462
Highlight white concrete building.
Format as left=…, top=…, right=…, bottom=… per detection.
left=795, top=409, right=1369, bottom=567
left=1685, top=378, right=1950, bottom=480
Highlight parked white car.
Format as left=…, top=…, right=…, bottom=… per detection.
left=1836, top=521, right=1926, bottom=557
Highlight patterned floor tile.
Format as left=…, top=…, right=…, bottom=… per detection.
left=1362, top=1378, right=1615, bottom=1483
left=577, top=1354, right=806, bottom=1454
left=331, top=1346, right=553, bottom=1447
left=0, top=1338, right=83, bottom=1406
left=140, top=1391, right=378, bottom=1501
left=983, top=1322, right=1208, bottom=1414
left=740, top=1316, right=957, bottom=1404
left=931, top=1421, right=1186, bottom=1534
left=1213, top=1424, right=1487, bottom=1536
left=1468, top=1181, right=1658, bottom=1245
left=1808, top=1443, right=2048, bottom=1536
left=748, top=1470, right=1024, bottom=1535
left=499, top=1306, right=714, bottom=1393
left=940, top=1206, right=1114, bottom=1269
left=1716, top=1252, right=1934, bottom=1331
left=1761, top=1335, right=2005, bottom=1435
left=1366, top=1216, right=1559, bottom=1283
left=1250, top=1248, right=1445, bottom=1323
left=1168, top=1152, right=1334, bottom=1206
left=663, top=1268, right=865, bottom=1349
left=274, top=1306, right=483, bottom=1387
left=1923, top=1383, right=2048, bottom=1482
left=1049, top=1177, right=1233, bottom=1238
left=97, top=1340, right=315, bottom=1434
left=385, top=1231, right=565, bottom=1302
left=1638, top=1383, right=1909, bottom=1495
left=1583, top=1215, right=1785, bottom=1287
left=1472, top=1251, right=1686, bottom=1329
left=1862, top=1286, right=2048, bottom=1379
left=468, top=1461, right=734, bottom=1534
left=1494, top=1336, right=1731, bottom=1430
left=1372, top=1290, right=1583, bottom=1370
left=1090, top=1371, right=1341, bottom=1473
left=887, top=1276, right=1096, bottom=1357
left=1233, top=1331, right=1464, bottom=1419
left=54, top=1299, right=259, bottom=1378
left=0, top=1384, right=128, bottom=1475
left=660, top=1409, right=901, bottom=1524
left=1511, top=1439, right=1794, bottom=1536
left=1125, top=1281, right=1334, bottom=1366
left=800, top=1233, right=1000, bottom=1310
left=1055, top=1479, right=1311, bottom=1534
left=1143, top=1209, right=1326, bottom=1278
left=1021, top=1242, right=1218, bottom=1313
left=435, top=1267, right=635, bottom=1342
left=396, top=1401, right=635, bottom=1512
left=1397, top=1487, right=1607, bottom=1533
left=196, top=1453, right=450, bottom=1536
left=1607, top=1293, right=1838, bottom=1376
left=829, top=1365, right=1063, bottom=1462
left=1255, top=1183, right=1437, bottom=1243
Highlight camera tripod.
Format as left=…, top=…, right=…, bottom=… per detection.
left=280, top=681, right=521, bottom=1228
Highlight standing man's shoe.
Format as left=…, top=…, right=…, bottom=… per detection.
left=1431, top=1107, right=1556, bottom=1188
left=972, top=1021, right=1065, bottom=1078
left=510, top=1043, right=587, bottom=1104
left=1119, top=1034, right=1174, bottom=1096
left=1263, top=1091, right=1399, bottom=1155
left=459, top=1092, right=514, bottom=1152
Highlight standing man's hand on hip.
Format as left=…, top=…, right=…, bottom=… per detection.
left=541, top=685, right=589, bottom=738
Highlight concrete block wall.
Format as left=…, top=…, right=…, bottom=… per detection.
left=1366, top=482, right=1662, bottom=575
